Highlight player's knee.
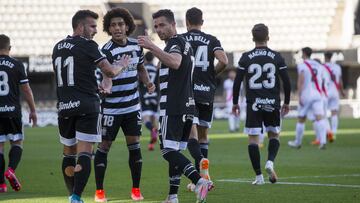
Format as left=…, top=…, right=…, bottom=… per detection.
left=268, top=132, right=279, bottom=139
left=10, top=140, right=23, bottom=147
left=298, top=117, right=306, bottom=123
left=98, top=141, right=112, bottom=152
left=248, top=136, right=259, bottom=145
left=161, top=148, right=176, bottom=161
left=315, top=115, right=323, bottom=121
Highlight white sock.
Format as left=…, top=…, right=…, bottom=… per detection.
left=312, top=122, right=319, bottom=141
left=295, top=122, right=305, bottom=145
left=259, top=128, right=265, bottom=144
left=235, top=116, right=240, bottom=129
left=315, top=119, right=327, bottom=145
left=168, top=194, right=178, bottom=200
left=325, top=118, right=331, bottom=132
left=229, top=115, right=236, bottom=131
left=331, top=115, right=338, bottom=134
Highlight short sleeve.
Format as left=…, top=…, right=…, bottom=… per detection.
left=297, top=64, right=304, bottom=74
left=237, top=54, right=247, bottom=71
left=212, top=37, right=224, bottom=52
left=17, top=62, right=29, bottom=84
left=138, top=46, right=144, bottom=66
left=101, top=48, right=113, bottom=64
left=87, top=40, right=106, bottom=64
left=167, top=38, right=182, bottom=54
left=277, top=54, right=287, bottom=70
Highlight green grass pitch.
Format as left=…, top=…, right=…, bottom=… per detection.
left=1, top=118, right=359, bottom=202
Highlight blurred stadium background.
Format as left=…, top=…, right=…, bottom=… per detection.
left=1, top=0, right=360, bottom=124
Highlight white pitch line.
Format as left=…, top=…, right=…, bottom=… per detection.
left=217, top=179, right=360, bottom=188
left=217, top=174, right=360, bottom=189
left=277, top=174, right=360, bottom=180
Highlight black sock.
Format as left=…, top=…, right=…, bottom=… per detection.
left=94, top=149, right=108, bottom=190
left=73, top=152, right=92, bottom=197
left=145, top=121, right=153, bottom=131
left=8, top=145, right=23, bottom=170
left=0, top=153, right=5, bottom=184
left=168, top=162, right=181, bottom=195
left=200, top=143, right=209, bottom=158
left=268, top=138, right=280, bottom=162
left=248, top=144, right=261, bottom=175
left=62, top=154, right=76, bottom=195
left=187, top=138, right=204, bottom=172
left=128, top=143, right=142, bottom=188
left=162, top=149, right=201, bottom=185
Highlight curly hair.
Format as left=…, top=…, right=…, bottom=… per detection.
left=103, top=7, right=136, bottom=36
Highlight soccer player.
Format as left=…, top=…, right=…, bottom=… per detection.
left=138, top=9, right=213, bottom=203
left=182, top=7, right=228, bottom=189
left=224, top=69, right=241, bottom=133
left=232, top=24, right=291, bottom=185
left=0, top=34, right=37, bottom=192
left=288, top=47, right=327, bottom=150
left=139, top=52, right=159, bottom=151
left=323, top=52, right=344, bottom=140
left=52, top=10, right=129, bottom=203
left=93, top=8, right=155, bottom=202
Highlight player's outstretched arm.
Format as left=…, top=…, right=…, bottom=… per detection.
left=214, top=50, right=228, bottom=75
left=20, top=83, right=37, bottom=127
left=98, top=55, right=130, bottom=78
left=138, top=64, right=155, bottom=93
left=138, top=35, right=182, bottom=70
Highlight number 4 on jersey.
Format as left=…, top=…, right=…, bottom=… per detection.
left=195, top=45, right=209, bottom=72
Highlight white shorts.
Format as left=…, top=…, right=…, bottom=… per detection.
left=298, top=98, right=324, bottom=118
left=327, top=96, right=339, bottom=111
left=307, top=97, right=328, bottom=120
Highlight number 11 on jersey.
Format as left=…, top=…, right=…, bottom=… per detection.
left=55, top=56, right=74, bottom=87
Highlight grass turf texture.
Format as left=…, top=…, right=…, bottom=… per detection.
left=1, top=118, right=359, bottom=202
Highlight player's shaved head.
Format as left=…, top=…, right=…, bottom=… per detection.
left=186, top=7, right=203, bottom=26
left=252, top=23, right=269, bottom=43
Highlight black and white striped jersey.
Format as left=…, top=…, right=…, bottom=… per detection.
left=0, top=55, right=28, bottom=118
left=101, top=38, right=144, bottom=115
left=159, top=35, right=195, bottom=116
left=182, top=29, right=224, bottom=103
left=139, top=63, right=159, bottom=106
